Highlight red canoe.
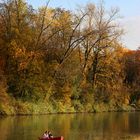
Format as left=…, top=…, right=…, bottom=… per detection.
left=39, top=136, right=64, bottom=140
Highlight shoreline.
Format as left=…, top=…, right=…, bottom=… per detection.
left=0, top=103, right=139, bottom=116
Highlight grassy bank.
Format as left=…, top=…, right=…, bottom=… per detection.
left=0, top=99, right=137, bottom=115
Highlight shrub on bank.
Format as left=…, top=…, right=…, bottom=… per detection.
left=0, top=99, right=138, bottom=115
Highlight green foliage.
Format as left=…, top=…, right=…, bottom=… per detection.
left=0, top=68, right=14, bottom=115
left=84, top=103, right=94, bottom=112
left=15, top=101, right=54, bottom=114
left=93, top=103, right=110, bottom=112
left=72, top=100, right=84, bottom=112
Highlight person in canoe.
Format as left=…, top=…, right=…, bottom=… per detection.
left=39, top=130, right=65, bottom=140
left=42, top=131, right=49, bottom=139
left=48, top=131, right=53, bottom=138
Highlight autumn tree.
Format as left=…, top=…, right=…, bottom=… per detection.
left=0, top=0, right=46, bottom=100
left=71, top=2, right=125, bottom=105
left=123, top=49, right=140, bottom=104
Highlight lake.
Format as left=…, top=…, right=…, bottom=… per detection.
left=0, top=112, right=140, bottom=140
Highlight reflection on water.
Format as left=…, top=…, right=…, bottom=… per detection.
left=0, top=112, right=140, bottom=140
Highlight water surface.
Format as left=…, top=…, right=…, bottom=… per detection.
left=0, top=112, right=140, bottom=140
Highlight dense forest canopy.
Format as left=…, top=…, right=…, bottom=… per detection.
left=0, top=0, right=140, bottom=115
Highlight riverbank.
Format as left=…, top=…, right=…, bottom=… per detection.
left=0, top=99, right=138, bottom=115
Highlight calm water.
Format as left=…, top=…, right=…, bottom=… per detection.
left=0, top=112, right=140, bottom=140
